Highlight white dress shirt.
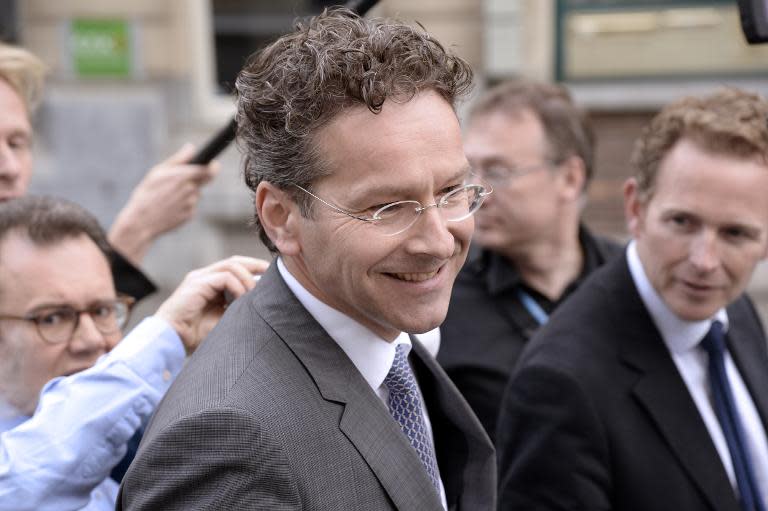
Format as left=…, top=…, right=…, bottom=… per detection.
left=627, top=241, right=768, bottom=505
left=277, top=258, right=448, bottom=509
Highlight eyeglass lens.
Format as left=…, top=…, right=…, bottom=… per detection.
left=34, top=301, right=128, bottom=344
left=375, top=185, right=485, bottom=236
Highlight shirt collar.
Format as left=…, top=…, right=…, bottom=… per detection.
left=626, top=240, right=728, bottom=354
left=277, top=258, right=412, bottom=392
left=481, top=224, right=603, bottom=297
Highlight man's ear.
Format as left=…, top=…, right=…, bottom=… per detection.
left=557, top=155, right=587, bottom=201
left=623, top=178, right=643, bottom=237
left=255, top=182, right=302, bottom=255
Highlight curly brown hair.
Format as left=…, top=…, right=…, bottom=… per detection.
left=235, top=7, right=473, bottom=251
left=631, top=88, right=768, bottom=202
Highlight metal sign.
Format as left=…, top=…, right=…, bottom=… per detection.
left=70, top=19, right=132, bottom=78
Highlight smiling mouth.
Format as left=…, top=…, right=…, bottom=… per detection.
left=681, top=280, right=718, bottom=293
left=388, top=269, right=439, bottom=282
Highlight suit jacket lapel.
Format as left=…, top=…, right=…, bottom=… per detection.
left=609, top=258, right=740, bottom=511
left=725, top=300, right=768, bottom=431
left=252, top=264, right=443, bottom=510
left=411, top=339, right=496, bottom=511
left=336, top=380, right=444, bottom=511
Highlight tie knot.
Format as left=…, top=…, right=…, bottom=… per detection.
left=701, top=320, right=726, bottom=357
left=384, top=344, right=411, bottom=388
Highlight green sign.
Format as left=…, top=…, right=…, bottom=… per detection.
left=71, top=19, right=132, bottom=78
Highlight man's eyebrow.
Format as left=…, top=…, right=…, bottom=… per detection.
left=663, top=209, right=764, bottom=236
left=661, top=208, right=696, bottom=218
left=23, top=303, right=74, bottom=315
left=342, top=165, right=474, bottom=206
left=723, top=222, right=763, bottom=237
left=26, top=298, right=115, bottom=313
left=344, top=183, right=408, bottom=203
left=468, top=156, right=511, bottom=168
left=449, top=165, right=473, bottom=182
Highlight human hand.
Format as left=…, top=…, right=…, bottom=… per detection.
left=108, top=143, right=221, bottom=265
left=155, top=256, right=270, bottom=354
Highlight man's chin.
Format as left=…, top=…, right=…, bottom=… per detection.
left=63, top=366, right=92, bottom=377
left=0, top=388, right=37, bottom=417
left=0, top=191, right=24, bottom=202
left=395, top=310, right=446, bottom=336
left=668, top=300, right=723, bottom=322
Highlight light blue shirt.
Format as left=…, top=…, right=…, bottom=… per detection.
left=0, top=316, right=185, bottom=511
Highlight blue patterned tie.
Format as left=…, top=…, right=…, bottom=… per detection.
left=383, top=344, right=442, bottom=493
left=701, top=321, right=766, bottom=511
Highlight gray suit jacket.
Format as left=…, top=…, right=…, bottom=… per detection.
left=118, top=263, right=495, bottom=510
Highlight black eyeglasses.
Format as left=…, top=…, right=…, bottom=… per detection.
left=0, top=296, right=134, bottom=345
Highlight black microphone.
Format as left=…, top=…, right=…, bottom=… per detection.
left=344, top=0, right=379, bottom=16
left=188, top=118, right=237, bottom=165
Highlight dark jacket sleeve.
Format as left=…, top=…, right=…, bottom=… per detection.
left=109, top=249, right=156, bottom=302
left=497, top=365, right=612, bottom=511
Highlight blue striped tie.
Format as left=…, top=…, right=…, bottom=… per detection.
left=701, top=321, right=766, bottom=511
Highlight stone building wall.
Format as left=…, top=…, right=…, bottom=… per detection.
left=14, top=0, right=768, bottom=324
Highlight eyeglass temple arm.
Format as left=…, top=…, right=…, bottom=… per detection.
left=293, top=185, right=376, bottom=223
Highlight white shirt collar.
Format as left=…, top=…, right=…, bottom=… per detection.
left=626, top=240, right=728, bottom=354
left=277, top=257, right=412, bottom=392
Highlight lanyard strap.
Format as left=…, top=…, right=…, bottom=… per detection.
left=516, top=288, right=549, bottom=326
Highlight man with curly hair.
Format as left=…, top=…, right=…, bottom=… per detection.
left=119, top=9, right=495, bottom=510
left=497, top=88, right=768, bottom=510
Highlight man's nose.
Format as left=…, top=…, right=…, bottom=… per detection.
left=0, top=142, right=22, bottom=180
left=404, top=206, right=458, bottom=260
left=689, top=231, right=720, bottom=273
left=67, top=312, right=109, bottom=355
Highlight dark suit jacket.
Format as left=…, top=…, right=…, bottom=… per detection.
left=119, top=263, right=495, bottom=510
left=497, top=253, right=768, bottom=511
left=439, top=226, right=621, bottom=443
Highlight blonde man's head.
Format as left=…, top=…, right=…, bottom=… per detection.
left=0, top=42, right=46, bottom=115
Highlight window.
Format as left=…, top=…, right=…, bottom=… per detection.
left=555, top=0, right=768, bottom=80
left=212, top=0, right=338, bottom=93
